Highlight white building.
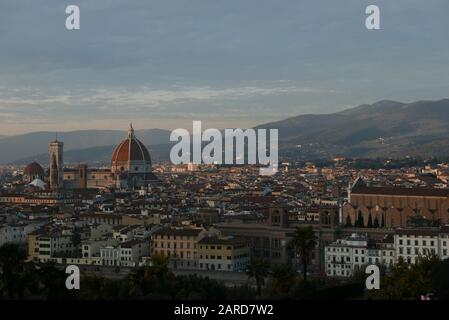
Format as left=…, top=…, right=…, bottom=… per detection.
left=0, top=223, right=40, bottom=246
left=119, top=239, right=150, bottom=267
left=394, top=227, right=449, bottom=264
left=100, top=239, right=150, bottom=267
left=325, top=234, right=368, bottom=277
left=326, top=226, right=449, bottom=278
left=325, top=233, right=395, bottom=277
left=100, top=245, right=121, bottom=266
left=82, top=238, right=118, bottom=259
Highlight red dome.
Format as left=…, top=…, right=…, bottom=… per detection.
left=24, top=162, right=44, bottom=176
left=111, top=138, right=151, bottom=163
left=111, top=124, right=151, bottom=165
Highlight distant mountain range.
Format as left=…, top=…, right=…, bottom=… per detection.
left=0, top=129, right=171, bottom=165
left=4, top=99, right=449, bottom=165
left=257, top=99, right=449, bottom=160
left=13, top=143, right=173, bottom=167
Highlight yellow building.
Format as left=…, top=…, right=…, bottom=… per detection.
left=152, top=227, right=208, bottom=269
left=27, top=232, right=39, bottom=261
left=198, top=236, right=250, bottom=272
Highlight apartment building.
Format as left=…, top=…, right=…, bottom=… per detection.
left=112, top=224, right=147, bottom=243
left=100, top=245, right=121, bottom=266
left=152, top=227, right=209, bottom=269
left=198, top=236, right=250, bottom=271
left=82, top=238, right=118, bottom=259
left=325, top=226, right=449, bottom=277
left=394, top=227, right=449, bottom=263
left=120, top=239, right=151, bottom=267
left=28, top=228, right=76, bottom=262
left=0, top=223, right=41, bottom=246
left=325, top=233, right=395, bottom=277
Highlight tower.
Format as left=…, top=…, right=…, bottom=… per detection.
left=78, top=163, right=88, bottom=189
left=49, top=139, right=64, bottom=191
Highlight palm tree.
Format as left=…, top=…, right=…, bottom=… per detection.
left=288, top=226, right=317, bottom=282
left=246, top=259, right=270, bottom=296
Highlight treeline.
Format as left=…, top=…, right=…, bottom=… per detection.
left=287, top=157, right=448, bottom=170
left=0, top=243, right=364, bottom=300
left=1, top=242, right=449, bottom=300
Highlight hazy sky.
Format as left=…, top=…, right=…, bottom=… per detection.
left=1, top=0, right=448, bottom=135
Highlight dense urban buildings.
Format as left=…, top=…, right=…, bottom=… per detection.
left=1, top=127, right=449, bottom=295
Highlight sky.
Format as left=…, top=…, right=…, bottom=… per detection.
left=0, top=0, right=448, bottom=135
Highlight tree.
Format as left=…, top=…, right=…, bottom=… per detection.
left=373, top=216, right=380, bottom=228
left=432, top=258, right=449, bottom=300
left=288, top=226, right=317, bottom=282
left=71, top=228, right=82, bottom=257
left=36, top=262, right=75, bottom=299
left=367, top=213, right=373, bottom=228
left=246, top=259, right=270, bottom=296
left=368, top=255, right=441, bottom=300
left=356, top=211, right=364, bottom=228
left=345, top=215, right=352, bottom=228
left=150, top=253, right=170, bottom=280
left=269, top=263, right=296, bottom=295
left=0, top=243, right=31, bottom=299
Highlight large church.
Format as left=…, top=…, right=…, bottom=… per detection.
left=25, top=124, right=156, bottom=190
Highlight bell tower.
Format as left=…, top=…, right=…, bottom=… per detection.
left=49, top=138, right=64, bottom=191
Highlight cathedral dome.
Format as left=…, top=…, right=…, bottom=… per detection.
left=24, top=162, right=44, bottom=176
left=111, top=124, right=152, bottom=174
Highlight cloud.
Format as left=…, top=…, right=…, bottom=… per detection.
left=0, top=0, right=448, bottom=134
left=0, top=85, right=330, bottom=110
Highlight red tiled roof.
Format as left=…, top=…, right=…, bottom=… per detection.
left=352, top=186, right=449, bottom=197
left=111, top=137, right=151, bottom=163
left=24, top=162, right=44, bottom=176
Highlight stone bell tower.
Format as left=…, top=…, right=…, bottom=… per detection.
left=49, top=138, right=64, bottom=191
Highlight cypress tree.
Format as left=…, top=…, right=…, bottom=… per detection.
left=367, top=213, right=373, bottom=228
left=373, top=216, right=379, bottom=228
left=345, top=215, right=352, bottom=227
left=357, top=211, right=364, bottom=228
